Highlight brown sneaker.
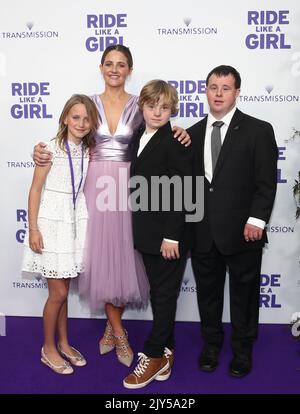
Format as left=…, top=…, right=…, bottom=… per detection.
left=155, top=347, right=174, bottom=381
left=123, top=353, right=169, bottom=389
left=99, top=321, right=115, bottom=355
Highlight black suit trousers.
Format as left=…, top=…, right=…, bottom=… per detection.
left=191, top=244, right=262, bottom=357
left=141, top=252, right=187, bottom=357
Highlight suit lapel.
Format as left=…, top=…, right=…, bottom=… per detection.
left=130, top=125, right=145, bottom=173
left=212, top=109, right=245, bottom=179
left=197, top=118, right=207, bottom=175
left=135, top=122, right=172, bottom=167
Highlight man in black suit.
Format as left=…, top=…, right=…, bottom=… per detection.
left=188, top=65, right=278, bottom=377
left=123, top=80, right=193, bottom=389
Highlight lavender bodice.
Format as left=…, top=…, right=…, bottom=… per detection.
left=89, top=94, right=143, bottom=162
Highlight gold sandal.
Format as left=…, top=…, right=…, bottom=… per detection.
left=115, top=330, right=134, bottom=367
left=99, top=321, right=115, bottom=355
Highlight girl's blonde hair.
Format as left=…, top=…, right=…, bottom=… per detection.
left=56, top=94, right=99, bottom=150
left=138, top=80, right=178, bottom=115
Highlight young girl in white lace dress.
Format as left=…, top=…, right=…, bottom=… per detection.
left=21, top=94, right=99, bottom=374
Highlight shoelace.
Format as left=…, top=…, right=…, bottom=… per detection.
left=164, top=347, right=172, bottom=358
left=133, top=353, right=150, bottom=377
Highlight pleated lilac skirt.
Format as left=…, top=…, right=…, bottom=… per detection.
left=78, top=160, right=150, bottom=313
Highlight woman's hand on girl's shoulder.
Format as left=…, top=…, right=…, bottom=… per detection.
left=33, top=142, right=53, bottom=166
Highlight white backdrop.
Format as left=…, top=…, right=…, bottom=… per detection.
left=1, top=0, right=300, bottom=323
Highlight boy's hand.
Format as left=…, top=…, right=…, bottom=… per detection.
left=160, top=240, right=180, bottom=260
left=29, top=230, right=44, bottom=254
left=33, top=142, right=52, bottom=166
left=172, top=126, right=191, bottom=146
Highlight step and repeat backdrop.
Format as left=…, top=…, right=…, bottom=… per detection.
left=1, top=0, right=299, bottom=323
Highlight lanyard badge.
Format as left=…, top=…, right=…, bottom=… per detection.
left=65, top=140, right=84, bottom=238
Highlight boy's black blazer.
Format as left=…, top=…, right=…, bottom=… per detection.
left=130, top=122, right=193, bottom=255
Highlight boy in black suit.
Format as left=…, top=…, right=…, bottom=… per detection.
left=123, top=80, right=193, bottom=389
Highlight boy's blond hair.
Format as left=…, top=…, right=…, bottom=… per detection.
left=138, top=80, right=178, bottom=115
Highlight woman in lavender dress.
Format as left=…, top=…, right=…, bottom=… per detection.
left=79, top=46, right=148, bottom=367
left=34, top=45, right=190, bottom=368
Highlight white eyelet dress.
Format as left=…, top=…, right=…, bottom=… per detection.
left=22, top=139, right=89, bottom=279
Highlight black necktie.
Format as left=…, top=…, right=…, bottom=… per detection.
left=211, top=121, right=224, bottom=172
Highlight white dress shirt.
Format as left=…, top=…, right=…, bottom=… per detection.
left=204, top=107, right=265, bottom=230
left=137, top=130, right=157, bottom=156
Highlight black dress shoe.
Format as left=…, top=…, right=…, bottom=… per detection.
left=229, top=357, right=252, bottom=378
left=199, top=348, right=219, bottom=372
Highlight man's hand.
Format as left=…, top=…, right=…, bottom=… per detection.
left=33, top=142, right=52, bottom=166
left=244, top=223, right=263, bottom=242
left=172, top=126, right=191, bottom=146
left=160, top=240, right=180, bottom=260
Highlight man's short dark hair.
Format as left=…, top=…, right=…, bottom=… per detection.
left=206, top=65, right=241, bottom=89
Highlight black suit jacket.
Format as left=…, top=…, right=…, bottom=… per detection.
left=130, top=122, right=193, bottom=255
left=188, top=108, right=278, bottom=255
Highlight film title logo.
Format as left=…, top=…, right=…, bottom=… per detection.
left=168, top=80, right=207, bottom=118
left=260, top=274, right=281, bottom=308
left=16, top=209, right=27, bottom=243
left=11, top=82, right=52, bottom=119
left=86, top=14, right=127, bottom=52
left=246, top=10, right=291, bottom=49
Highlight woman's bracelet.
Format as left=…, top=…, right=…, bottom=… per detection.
left=29, top=228, right=39, bottom=232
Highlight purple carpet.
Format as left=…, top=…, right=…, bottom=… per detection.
left=0, top=317, right=298, bottom=394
